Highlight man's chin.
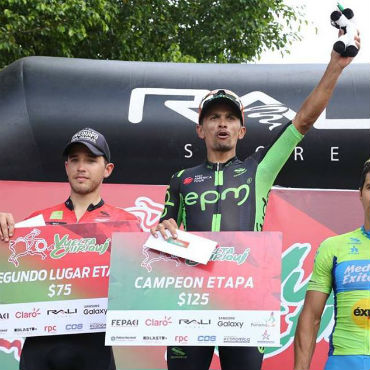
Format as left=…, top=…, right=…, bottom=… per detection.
left=70, top=184, right=92, bottom=195
left=214, top=144, right=234, bottom=152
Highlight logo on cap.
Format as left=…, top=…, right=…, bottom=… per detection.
left=71, top=129, right=99, bottom=144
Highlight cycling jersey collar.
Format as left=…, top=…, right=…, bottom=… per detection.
left=361, top=226, right=370, bottom=239
left=205, top=156, right=238, bottom=170
left=65, top=197, right=105, bottom=211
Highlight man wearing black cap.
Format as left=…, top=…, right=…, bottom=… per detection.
left=0, top=127, right=139, bottom=370
left=152, top=41, right=360, bottom=370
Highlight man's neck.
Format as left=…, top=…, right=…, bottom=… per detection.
left=207, top=151, right=236, bottom=164
left=69, top=192, right=102, bottom=221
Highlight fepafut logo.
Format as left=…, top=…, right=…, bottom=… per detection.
left=111, top=319, right=139, bottom=327
left=8, top=229, right=110, bottom=267
left=145, top=316, right=172, bottom=327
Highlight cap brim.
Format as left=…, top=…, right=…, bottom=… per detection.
left=200, top=97, right=243, bottom=124
left=63, top=141, right=105, bottom=158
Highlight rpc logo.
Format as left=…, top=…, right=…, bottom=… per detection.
left=44, top=325, right=57, bottom=333
left=175, top=335, right=188, bottom=344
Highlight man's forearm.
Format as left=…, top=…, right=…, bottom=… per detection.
left=294, top=313, right=321, bottom=370
left=293, top=60, right=344, bottom=135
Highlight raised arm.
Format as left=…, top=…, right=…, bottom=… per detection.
left=293, top=32, right=360, bottom=135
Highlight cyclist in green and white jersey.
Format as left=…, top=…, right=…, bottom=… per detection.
left=294, top=160, right=370, bottom=370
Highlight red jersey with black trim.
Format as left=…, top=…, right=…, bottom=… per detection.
left=20, top=197, right=140, bottom=370
left=27, top=197, right=140, bottom=228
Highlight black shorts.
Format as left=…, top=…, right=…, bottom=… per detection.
left=20, top=333, right=115, bottom=370
left=167, top=345, right=264, bottom=370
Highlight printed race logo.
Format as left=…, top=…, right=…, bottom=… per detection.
left=8, top=229, right=110, bottom=267
left=264, top=243, right=334, bottom=359
left=141, top=246, right=181, bottom=273
left=124, top=196, right=164, bottom=232
left=0, top=338, right=23, bottom=361
left=8, top=229, right=48, bottom=267
left=209, top=247, right=249, bottom=265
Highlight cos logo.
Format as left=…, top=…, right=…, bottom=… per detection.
left=198, top=335, right=216, bottom=342
left=65, top=324, right=83, bottom=330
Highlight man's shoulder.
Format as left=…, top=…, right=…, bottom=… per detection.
left=324, top=228, right=362, bottom=243
left=27, top=203, right=67, bottom=220
left=319, top=228, right=363, bottom=251
left=170, top=163, right=207, bottom=180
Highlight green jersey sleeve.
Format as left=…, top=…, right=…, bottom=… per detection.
left=307, top=239, right=334, bottom=294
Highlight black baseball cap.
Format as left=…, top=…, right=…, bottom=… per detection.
left=63, top=128, right=111, bottom=162
left=198, top=89, right=244, bottom=125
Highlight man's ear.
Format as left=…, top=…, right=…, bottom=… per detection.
left=238, top=126, right=246, bottom=140
left=104, top=163, right=114, bottom=178
left=196, top=124, right=205, bottom=139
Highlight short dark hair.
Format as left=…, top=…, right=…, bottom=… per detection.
left=359, top=159, right=370, bottom=191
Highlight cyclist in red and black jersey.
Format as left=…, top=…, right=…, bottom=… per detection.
left=0, top=128, right=140, bottom=370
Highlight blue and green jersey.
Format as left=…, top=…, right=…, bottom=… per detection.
left=308, top=227, right=370, bottom=356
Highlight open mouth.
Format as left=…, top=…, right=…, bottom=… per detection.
left=217, top=131, right=230, bottom=139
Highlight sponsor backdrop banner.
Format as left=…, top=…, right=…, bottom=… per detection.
left=106, top=232, right=281, bottom=347
left=0, top=58, right=369, bottom=189
left=0, top=222, right=139, bottom=337
left=0, top=181, right=363, bottom=370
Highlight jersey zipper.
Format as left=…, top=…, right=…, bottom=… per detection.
left=212, top=162, right=222, bottom=231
